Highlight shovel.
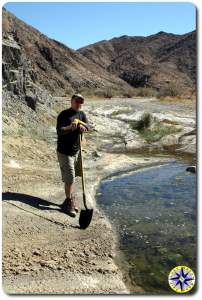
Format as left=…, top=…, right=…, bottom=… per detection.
left=78, top=133, right=93, bottom=229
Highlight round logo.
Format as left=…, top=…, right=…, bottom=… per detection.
left=168, top=266, right=195, bottom=293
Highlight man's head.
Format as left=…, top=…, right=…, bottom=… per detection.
left=71, top=94, right=84, bottom=112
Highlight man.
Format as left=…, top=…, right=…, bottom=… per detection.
left=56, top=94, right=89, bottom=217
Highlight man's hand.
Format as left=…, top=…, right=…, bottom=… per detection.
left=79, top=124, right=87, bottom=132
left=70, top=121, right=78, bottom=131
left=61, top=122, right=77, bottom=132
left=61, top=122, right=88, bottom=133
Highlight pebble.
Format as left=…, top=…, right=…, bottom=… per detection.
left=39, top=260, right=46, bottom=267
left=97, top=268, right=103, bottom=273
left=33, top=249, right=41, bottom=256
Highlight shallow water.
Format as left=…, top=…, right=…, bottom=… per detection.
left=96, top=161, right=197, bottom=294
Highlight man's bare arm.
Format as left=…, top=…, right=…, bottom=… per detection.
left=57, top=123, right=77, bottom=136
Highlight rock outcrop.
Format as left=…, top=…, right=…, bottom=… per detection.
left=2, top=8, right=130, bottom=99
left=2, top=35, right=51, bottom=111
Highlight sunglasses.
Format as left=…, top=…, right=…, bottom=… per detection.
left=75, top=99, right=84, bottom=104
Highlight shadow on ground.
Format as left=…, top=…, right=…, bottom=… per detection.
left=2, top=192, right=61, bottom=211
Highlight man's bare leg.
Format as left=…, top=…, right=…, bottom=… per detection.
left=65, top=182, right=74, bottom=199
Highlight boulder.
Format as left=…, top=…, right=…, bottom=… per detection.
left=186, top=166, right=196, bottom=173
left=25, top=93, right=37, bottom=111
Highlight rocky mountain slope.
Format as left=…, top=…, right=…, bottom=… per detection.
left=79, top=31, right=196, bottom=93
left=3, top=7, right=196, bottom=104
left=2, top=8, right=130, bottom=99
left=2, top=7, right=196, bottom=138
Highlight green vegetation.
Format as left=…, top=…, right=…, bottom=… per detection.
left=140, top=123, right=181, bottom=142
left=157, top=82, right=181, bottom=98
left=73, top=85, right=179, bottom=99
left=77, top=86, right=158, bottom=99
left=75, top=82, right=184, bottom=100
left=122, top=88, right=136, bottom=98
left=102, top=87, right=115, bottom=98
left=133, top=87, right=158, bottom=97
left=77, top=87, right=117, bottom=98
left=129, top=112, right=152, bottom=131
left=129, top=113, right=181, bottom=142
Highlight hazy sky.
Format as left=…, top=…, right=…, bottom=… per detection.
left=4, top=2, right=196, bottom=49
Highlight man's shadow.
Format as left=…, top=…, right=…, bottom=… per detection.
left=2, top=192, right=61, bottom=212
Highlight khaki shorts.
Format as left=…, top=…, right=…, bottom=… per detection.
left=57, top=150, right=82, bottom=184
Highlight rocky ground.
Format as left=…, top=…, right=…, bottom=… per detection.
left=2, top=97, right=196, bottom=294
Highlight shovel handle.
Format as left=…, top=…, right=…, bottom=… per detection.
left=79, top=133, right=88, bottom=209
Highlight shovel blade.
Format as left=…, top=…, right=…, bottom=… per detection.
left=79, top=209, right=93, bottom=229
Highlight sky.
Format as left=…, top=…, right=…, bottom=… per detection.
left=4, top=2, right=196, bottom=49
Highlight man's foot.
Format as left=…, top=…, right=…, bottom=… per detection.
left=60, top=197, right=76, bottom=217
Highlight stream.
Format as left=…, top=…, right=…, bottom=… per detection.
left=96, top=160, right=197, bottom=294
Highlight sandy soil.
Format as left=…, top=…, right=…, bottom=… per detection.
left=2, top=97, right=195, bottom=294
